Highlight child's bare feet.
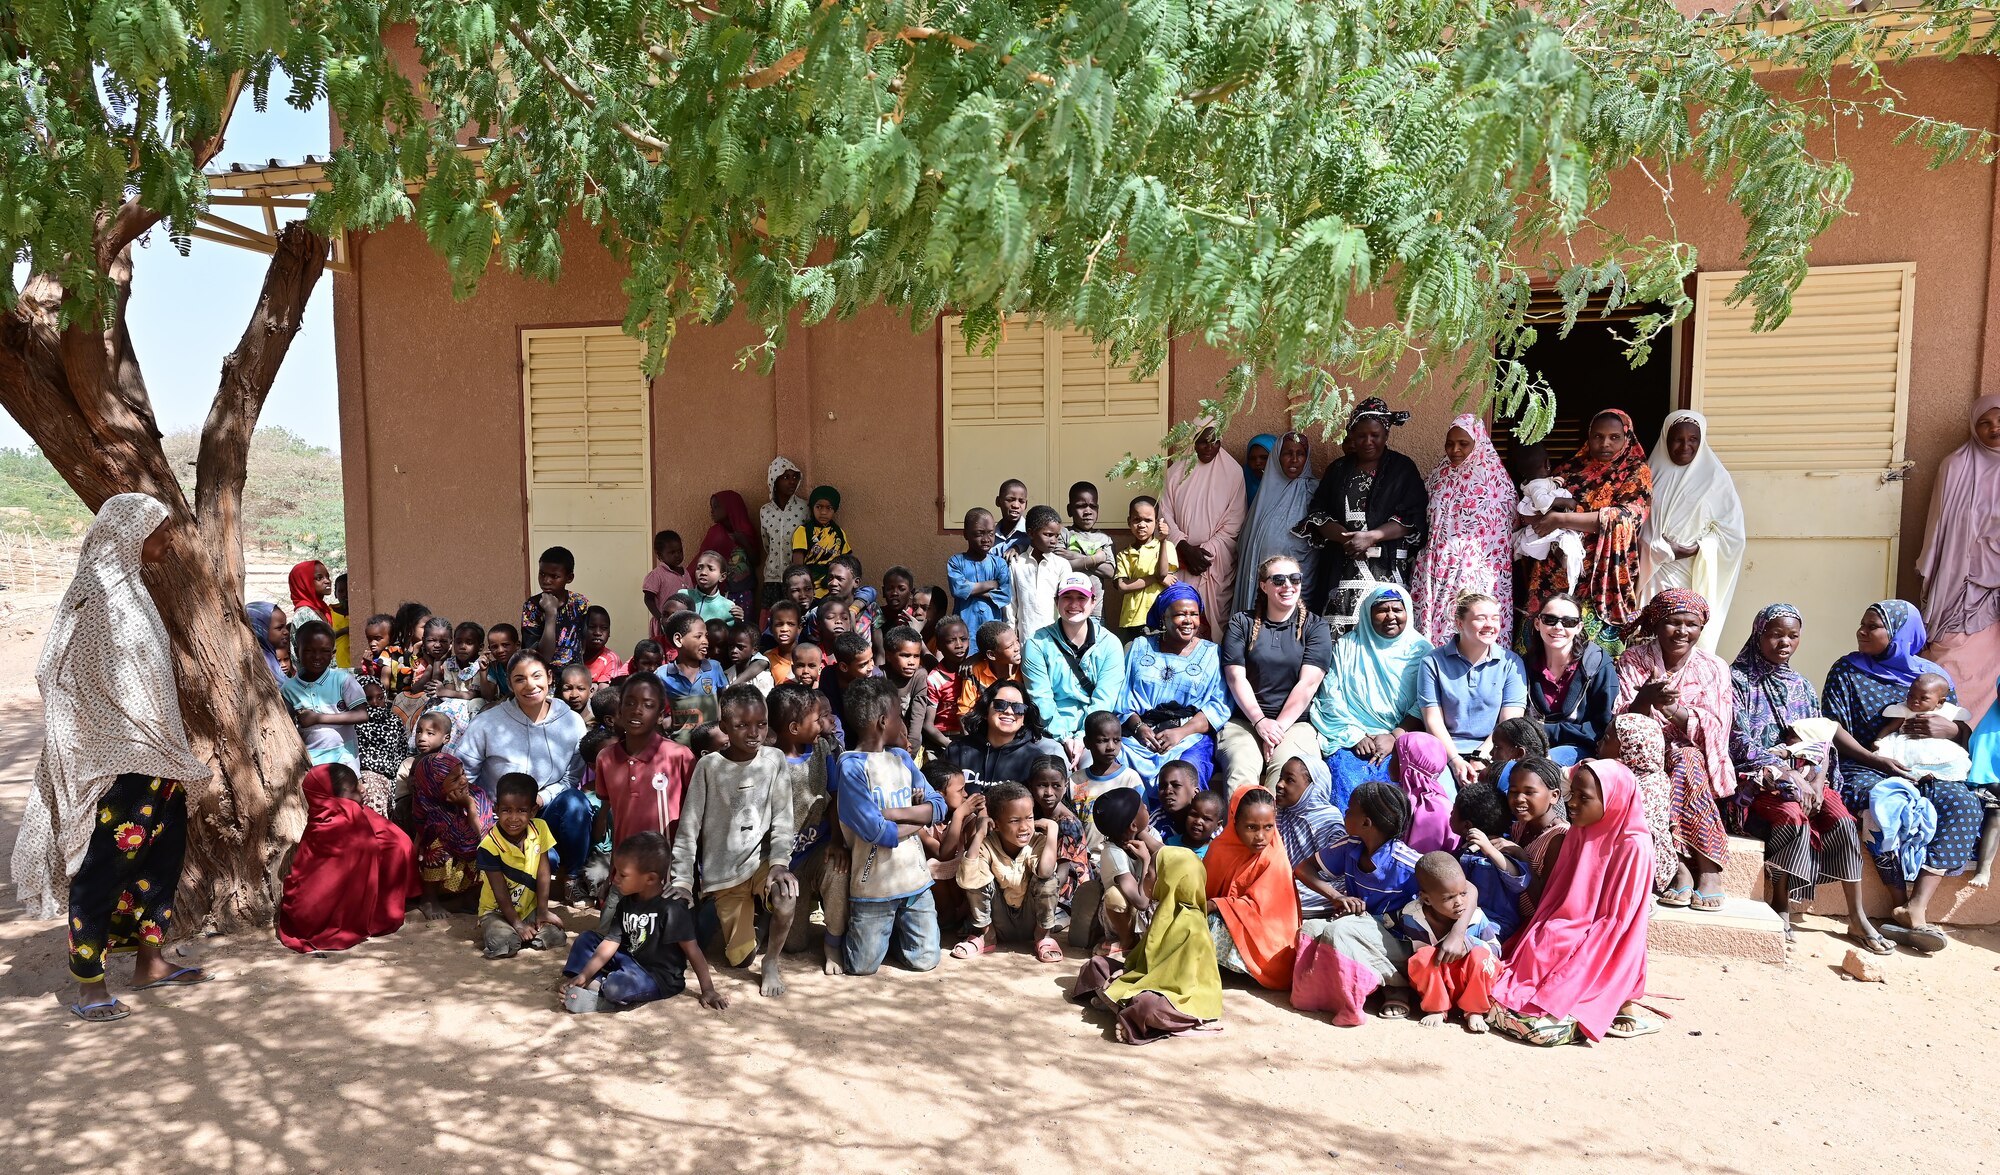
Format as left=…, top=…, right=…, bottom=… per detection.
left=821, top=946, right=844, bottom=977
left=1465, top=1013, right=1490, bottom=1034
left=1419, top=1011, right=1446, bottom=1028
left=1969, top=867, right=1993, bottom=890
left=416, top=900, right=448, bottom=921
left=759, top=956, right=788, bottom=998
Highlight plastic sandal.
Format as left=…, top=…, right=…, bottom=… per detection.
left=1606, top=1012, right=1663, bottom=1039
left=1689, top=891, right=1726, bottom=912
left=1656, top=886, right=1692, bottom=908
left=67, top=1000, right=131, bottom=1023
left=949, top=935, right=996, bottom=960
left=1034, top=936, right=1064, bottom=964
left=133, top=965, right=211, bottom=990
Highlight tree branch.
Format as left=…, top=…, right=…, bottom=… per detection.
left=99, top=70, right=247, bottom=269
left=194, top=221, right=329, bottom=592
left=507, top=20, right=670, bottom=155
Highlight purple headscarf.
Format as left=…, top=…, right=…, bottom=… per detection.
left=1833, top=600, right=1945, bottom=690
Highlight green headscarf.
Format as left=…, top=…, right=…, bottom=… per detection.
left=1106, top=847, right=1223, bottom=1021
left=1310, top=583, right=1433, bottom=755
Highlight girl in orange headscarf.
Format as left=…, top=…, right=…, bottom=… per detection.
left=1202, top=785, right=1298, bottom=990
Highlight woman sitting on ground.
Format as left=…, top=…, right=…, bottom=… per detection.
left=1822, top=600, right=1984, bottom=953
left=277, top=764, right=420, bottom=952
left=1614, top=590, right=1732, bottom=911
left=1726, top=603, right=1885, bottom=952
left=1216, top=555, right=1334, bottom=798
left=1310, top=584, right=1431, bottom=809
left=1520, top=591, right=1619, bottom=766
left=1069, top=846, right=1224, bottom=1046
left=454, top=649, right=591, bottom=901
left=942, top=679, right=1066, bottom=790
left=1118, top=583, right=1230, bottom=792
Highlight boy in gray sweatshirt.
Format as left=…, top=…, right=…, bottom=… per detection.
left=669, top=686, right=798, bottom=997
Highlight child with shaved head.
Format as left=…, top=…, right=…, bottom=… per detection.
left=1397, top=851, right=1503, bottom=1033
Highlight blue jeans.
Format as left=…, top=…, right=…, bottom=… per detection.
left=541, top=787, right=594, bottom=879
left=564, top=932, right=663, bottom=1005
left=843, top=889, right=940, bottom=976
left=1547, top=745, right=1583, bottom=768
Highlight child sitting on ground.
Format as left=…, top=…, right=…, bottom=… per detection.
left=477, top=774, right=567, bottom=959
left=560, top=831, right=726, bottom=1012
left=955, top=621, right=1024, bottom=724
left=1450, top=782, right=1527, bottom=942
left=669, top=686, right=797, bottom=997
left=765, top=600, right=805, bottom=684
left=1169, top=790, right=1226, bottom=857
left=1071, top=710, right=1144, bottom=825
left=781, top=566, right=818, bottom=617
left=920, top=762, right=977, bottom=936
left=817, top=555, right=877, bottom=645
left=792, top=485, right=850, bottom=598
left=952, top=781, right=1064, bottom=962
left=1115, top=495, right=1178, bottom=640
left=878, top=565, right=918, bottom=635
left=1088, top=787, right=1160, bottom=956
left=1293, top=780, right=1423, bottom=1025
left=928, top=616, right=971, bottom=738
left=821, top=630, right=878, bottom=749
left=1875, top=672, right=1974, bottom=782
left=1027, top=753, right=1092, bottom=933
left=1398, top=851, right=1503, bottom=1032
left=558, top=663, right=595, bottom=715
left=771, top=685, right=847, bottom=975
left=479, top=624, right=520, bottom=704
left=949, top=508, right=1012, bottom=633
left=1506, top=757, right=1570, bottom=921
left=579, top=606, right=627, bottom=684
left=330, top=768, right=364, bottom=805
left=1510, top=444, right=1585, bottom=589
left=353, top=675, right=406, bottom=818
left=836, top=679, right=948, bottom=975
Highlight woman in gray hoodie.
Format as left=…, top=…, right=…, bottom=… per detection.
left=456, top=650, right=590, bottom=895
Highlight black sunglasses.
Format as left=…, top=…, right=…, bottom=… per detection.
left=990, top=700, right=1027, bottom=716
left=1537, top=613, right=1582, bottom=629
left=1263, top=573, right=1304, bottom=586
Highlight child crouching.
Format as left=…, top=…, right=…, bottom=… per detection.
left=561, top=832, right=726, bottom=1012
left=950, top=782, right=1062, bottom=962
left=1400, top=851, right=1503, bottom=1033
left=477, top=774, right=566, bottom=959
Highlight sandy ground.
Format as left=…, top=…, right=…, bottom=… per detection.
left=0, top=604, right=1996, bottom=1175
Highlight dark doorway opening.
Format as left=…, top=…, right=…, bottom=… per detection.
left=1492, top=296, right=1677, bottom=463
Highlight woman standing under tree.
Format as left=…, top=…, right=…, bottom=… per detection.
left=1410, top=414, right=1517, bottom=646
left=1642, top=411, right=1746, bottom=652
left=1301, top=398, right=1428, bottom=634
left=1915, top=394, right=2000, bottom=720
left=1159, top=423, right=1247, bottom=636
left=1234, top=431, right=1323, bottom=613
left=12, top=494, right=216, bottom=1022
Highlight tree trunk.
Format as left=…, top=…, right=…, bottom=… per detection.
left=0, top=221, right=330, bottom=931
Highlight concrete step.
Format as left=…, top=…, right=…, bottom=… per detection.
left=1718, top=835, right=1767, bottom=901
left=1714, top=832, right=1997, bottom=927
left=1647, top=895, right=1788, bottom=964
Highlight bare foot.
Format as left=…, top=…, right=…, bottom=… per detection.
left=1419, top=1011, right=1446, bottom=1028
left=417, top=901, right=448, bottom=922
left=821, top=952, right=843, bottom=977
left=1892, top=905, right=1918, bottom=930
left=760, top=959, right=788, bottom=998
left=1969, top=870, right=1992, bottom=891
left=1465, top=1013, right=1490, bottom=1035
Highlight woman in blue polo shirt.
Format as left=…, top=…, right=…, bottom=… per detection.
left=1416, top=591, right=1528, bottom=787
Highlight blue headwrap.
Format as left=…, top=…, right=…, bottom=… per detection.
left=244, top=600, right=285, bottom=683
left=1833, top=600, right=1943, bottom=690
left=1146, top=581, right=1204, bottom=633
left=1245, top=433, right=1279, bottom=501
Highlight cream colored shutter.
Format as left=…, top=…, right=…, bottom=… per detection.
left=942, top=316, right=1051, bottom=523
left=1690, top=262, right=1914, bottom=681
left=523, top=327, right=654, bottom=652
left=1055, top=328, right=1168, bottom=521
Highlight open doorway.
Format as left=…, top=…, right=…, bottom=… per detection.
left=1492, top=295, right=1678, bottom=461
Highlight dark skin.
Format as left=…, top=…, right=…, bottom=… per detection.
left=591, top=682, right=666, bottom=848
left=1316, top=419, right=1410, bottom=555
left=698, top=701, right=797, bottom=998
left=1561, top=767, right=1651, bottom=1032
left=1619, top=607, right=1723, bottom=897
left=293, top=633, right=368, bottom=732
left=1531, top=413, right=1631, bottom=537
left=484, top=791, right=562, bottom=944
left=1175, top=429, right=1224, bottom=575
left=1126, top=598, right=1214, bottom=753
left=563, top=858, right=726, bottom=1011
left=1350, top=595, right=1413, bottom=763
left=961, top=513, right=1002, bottom=598
left=1506, top=767, right=1566, bottom=910
left=532, top=560, right=574, bottom=665
left=1662, top=421, right=1704, bottom=559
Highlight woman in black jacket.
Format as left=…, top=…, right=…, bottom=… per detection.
left=942, top=679, right=1066, bottom=790
left=1299, top=397, right=1428, bottom=633
left=1520, top=592, right=1619, bottom=764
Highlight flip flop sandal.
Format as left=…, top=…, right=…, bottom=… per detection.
left=1845, top=930, right=1896, bottom=956
left=948, top=936, right=996, bottom=960
left=1689, top=892, right=1726, bottom=912
left=1606, top=1011, right=1664, bottom=1039
left=1379, top=992, right=1413, bottom=1020
left=67, top=999, right=131, bottom=1023
left=1656, top=886, right=1692, bottom=909
left=1881, top=921, right=1949, bottom=953
left=1034, top=937, right=1065, bottom=964
left=133, top=966, right=212, bottom=991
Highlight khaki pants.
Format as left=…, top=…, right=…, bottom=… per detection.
left=965, top=871, right=1061, bottom=943
left=784, top=848, right=851, bottom=952
left=710, top=865, right=771, bottom=967
left=1213, top=716, right=1322, bottom=803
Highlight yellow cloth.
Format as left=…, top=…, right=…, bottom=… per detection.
left=330, top=607, right=351, bottom=668
left=1116, top=540, right=1181, bottom=629
left=1106, top=846, right=1222, bottom=1020
left=476, top=818, right=556, bottom=919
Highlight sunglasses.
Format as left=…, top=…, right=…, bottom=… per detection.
left=990, top=700, right=1027, bottom=716
left=1537, top=613, right=1582, bottom=629
left=1263, top=573, right=1304, bottom=587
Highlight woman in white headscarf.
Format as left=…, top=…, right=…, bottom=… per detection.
left=1234, top=431, right=1321, bottom=612
left=1641, top=410, right=1745, bottom=651
left=759, top=456, right=807, bottom=615
left=12, top=494, right=216, bottom=1021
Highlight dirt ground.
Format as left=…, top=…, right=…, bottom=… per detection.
left=0, top=601, right=1995, bottom=1175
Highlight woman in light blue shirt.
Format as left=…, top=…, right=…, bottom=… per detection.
left=1415, top=591, right=1527, bottom=788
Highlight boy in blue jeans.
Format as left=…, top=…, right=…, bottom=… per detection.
left=836, top=678, right=947, bottom=975
left=561, top=832, right=727, bottom=1012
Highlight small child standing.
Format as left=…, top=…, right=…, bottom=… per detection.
left=821, top=630, right=880, bottom=750
left=1007, top=505, right=1070, bottom=637
left=678, top=551, right=743, bottom=623
left=771, top=685, right=848, bottom=976
left=669, top=686, right=797, bottom=997
left=994, top=479, right=1030, bottom=554
left=1875, top=672, right=1974, bottom=781
left=329, top=572, right=352, bottom=669
left=836, top=679, right=949, bottom=975
left=592, top=674, right=693, bottom=849
left=1450, top=782, right=1528, bottom=941
left=948, top=508, right=1012, bottom=633
left=1070, top=710, right=1143, bottom=826
left=477, top=774, right=568, bottom=959
left=1398, top=851, right=1503, bottom=1033
left=951, top=781, right=1063, bottom=962
left=642, top=529, right=691, bottom=639
left=928, top=617, right=971, bottom=738
left=954, top=621, right=1024, bottom=724
left=1061, top=481, right=1116, bottom=618
left=524, top=545, right=590, bottom=668
left=1115, top=495, right=1179, bottom=639
left=791, top=485, right=851, bottom=598
left=561, top=832, right=726, bottom=1012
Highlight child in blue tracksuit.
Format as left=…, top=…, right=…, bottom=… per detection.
left=836, top=678, right=948, bottom=975
left=948, top=507, right=1012, bottom=633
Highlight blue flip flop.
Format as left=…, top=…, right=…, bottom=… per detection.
left=133, top=966, right=211, bottom=991
left=68, top=1000, right=131, bottom=1023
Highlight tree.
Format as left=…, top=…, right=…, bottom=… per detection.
left=5, top=0, right=1994, bottom=926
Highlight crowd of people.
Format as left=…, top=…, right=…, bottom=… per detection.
left=18, top=394, right=2000, bottom=1046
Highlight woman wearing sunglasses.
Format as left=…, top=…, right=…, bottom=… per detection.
left=1215, top=555, right=1334, bottom=800
left=942, top=679, right=1065, bottom=791
left=1521, top=592, right=1620, bottom=767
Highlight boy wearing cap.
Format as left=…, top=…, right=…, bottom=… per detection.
left=1024, top=572, right=1130, bottom=763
